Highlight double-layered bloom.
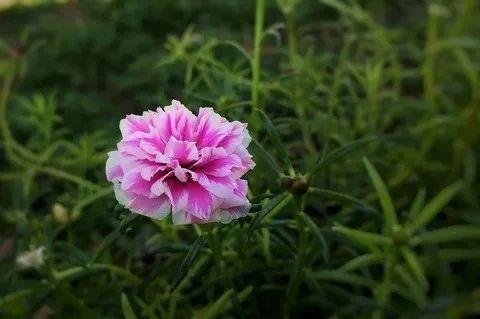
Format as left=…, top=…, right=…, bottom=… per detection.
left=106, top=100, right=255, bottom=224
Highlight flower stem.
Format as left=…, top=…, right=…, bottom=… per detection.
left=0, top=63, right=38, bottom=164
left=284, top=195, right=307, bottom=318
left=250, top=0, right=265, bottom=129
left=424, top=6, right=440, bottom=108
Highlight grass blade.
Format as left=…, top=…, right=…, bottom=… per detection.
left=247, top=192, right=290, bottom=241
left=332, top=224, right=392, bottom=250
left=250, top=138, right=284, bottom=176
left=408, top=188, right=426, bottom=221
left=338, top=253, right=383, bottom=273
left=256, top=108, right=293, bottom=172
left=299, top=212, right=330, bottom=264
left=171, top=235, right=206, bottom=291
left=121, top=293, right=138, bottom=319
left=436, top=249, right=480, bottom=261
left=310, top=270, right=377, bottom=289
left=408, top=181, right=463, bottom=233
left=394, top=265, right=427, bottom=307
left=412, top=225, right=480, bottom=246
left=309, top=136, right=377, bottom=178
left=400, top=247, right=428, bottom=289
left=198, top=286, right=253, bottom=319
left=308, top=187, right=378, bottom=215
left=363, top=157, right=398, bottom=234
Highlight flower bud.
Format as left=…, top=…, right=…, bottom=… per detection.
left=16, top=246, right=45, bottom=270
left=52, top=203, right=69, bottom=224
left=428, top=4, right=450, bottom=18
left=280, top=175, right=293, bottom=190
left=291, top=176, right=308, bottom=195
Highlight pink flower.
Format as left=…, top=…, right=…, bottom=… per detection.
left=106, top=100, right=255, bottom=224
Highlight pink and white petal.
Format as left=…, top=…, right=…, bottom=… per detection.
left=164, top=178, right=188, bottom=213
left=210, top=203, right=251, bottom=224
left=234, top=179, right=248, bottom=197
left=185, top=181, right=213, bottom=220
left=120, top=114, right=150, bottom=140
left=211, top=180, right=251, bottom=223
left=241, top=125, right=252, bottom=147
left=174, top=166, right=189, bottom=183
left=106, top=151, right=123, bottom=181
left=121, top=170, right=153, bottom=197
left=129, top=194, right=171, bottom=219
left=193, top=147, right=241, bottom=177
left=155, top=152, right=170, bottom=164
left=195, top=108, right=230, bottom=148
left=113, top=181, right=130, bottom=208
left=164, top=136, right=199, bottom=163
left=171, top=210, right=204, bottom=225
left=217, top=121, right=250, bottom=152
left=163, top=100, right=196, bottom=141
left=193, top=147, right=226, bottom=166
left=171, top=210, right=192, bottom=225
left=115, top=180, right=171, bottom=220
left=118, top=141, right=149, bottom=160
left=231, top=147, right=255, bottom=178
left=139, top=137, right=164, bottom=155
left=150, top=109, right=173, bottom=145
left=197, top=173, right=236, bottom=199
left=150, top=179, right=165, bottom=196
left=203, top=153, right=242, bottom=177
left=120, top=154, right=160, bottom=178
left=150, top=170, right=176, bottom=196
left=140, top=164, right=165, bottom=181
left=216, top=179, right=250, bottom=209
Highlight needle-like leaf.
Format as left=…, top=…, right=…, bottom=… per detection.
left=408, top=181, right=463, bottom=234
left=363, top=157, right=398, bottom=234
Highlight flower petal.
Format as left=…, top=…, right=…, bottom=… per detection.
left=121, top=170, right=153, bottom=197
left=185, top=181, right=213, bottom=220
left=114, top=182, right=170, bottom=219
left=106, top=151, right=123, bottom=181
left=120, top=113, right=151, bottom=140
left=193, top=147, right=242, bottom=177
left=164, top=136, right=199, bottom=164
left=195, top=108, right=230, bottom=148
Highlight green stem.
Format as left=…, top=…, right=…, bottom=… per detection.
left=250, top=0, right=265, bottom=128
left=71, top=187, right=114, bottom=220
left=37, top=166, right=101, bottom=190
left=424, top=7, right=439, bottom=107
left=52, top=263, right=140, bottom=284
left=284, top=195, right=307, bottom=318
left=373, top=254, right=394, bottom=319
left=326, top=36, right=352, bottom=137
left=285, top=12, right=296, bottom=66
left=0, top=65, right=39, bottom=163
left=0, top=67, right=15, bottom=144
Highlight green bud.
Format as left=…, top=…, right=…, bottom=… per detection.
left=52, top=203, right=69, bottom=224
left=291, top=176, right=308, bottom=195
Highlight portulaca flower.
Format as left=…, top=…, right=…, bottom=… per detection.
left=106, top=100, right=255, bottom=224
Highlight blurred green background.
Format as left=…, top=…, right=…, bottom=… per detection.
left=1, top=0, right=480, bottom=318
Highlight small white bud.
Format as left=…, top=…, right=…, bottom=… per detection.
left=16, top=246, right=45, bottom=270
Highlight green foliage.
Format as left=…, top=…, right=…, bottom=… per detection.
left=1, top=0, right=480, bottom=318
left=121, top=293, right=138, bottom=319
